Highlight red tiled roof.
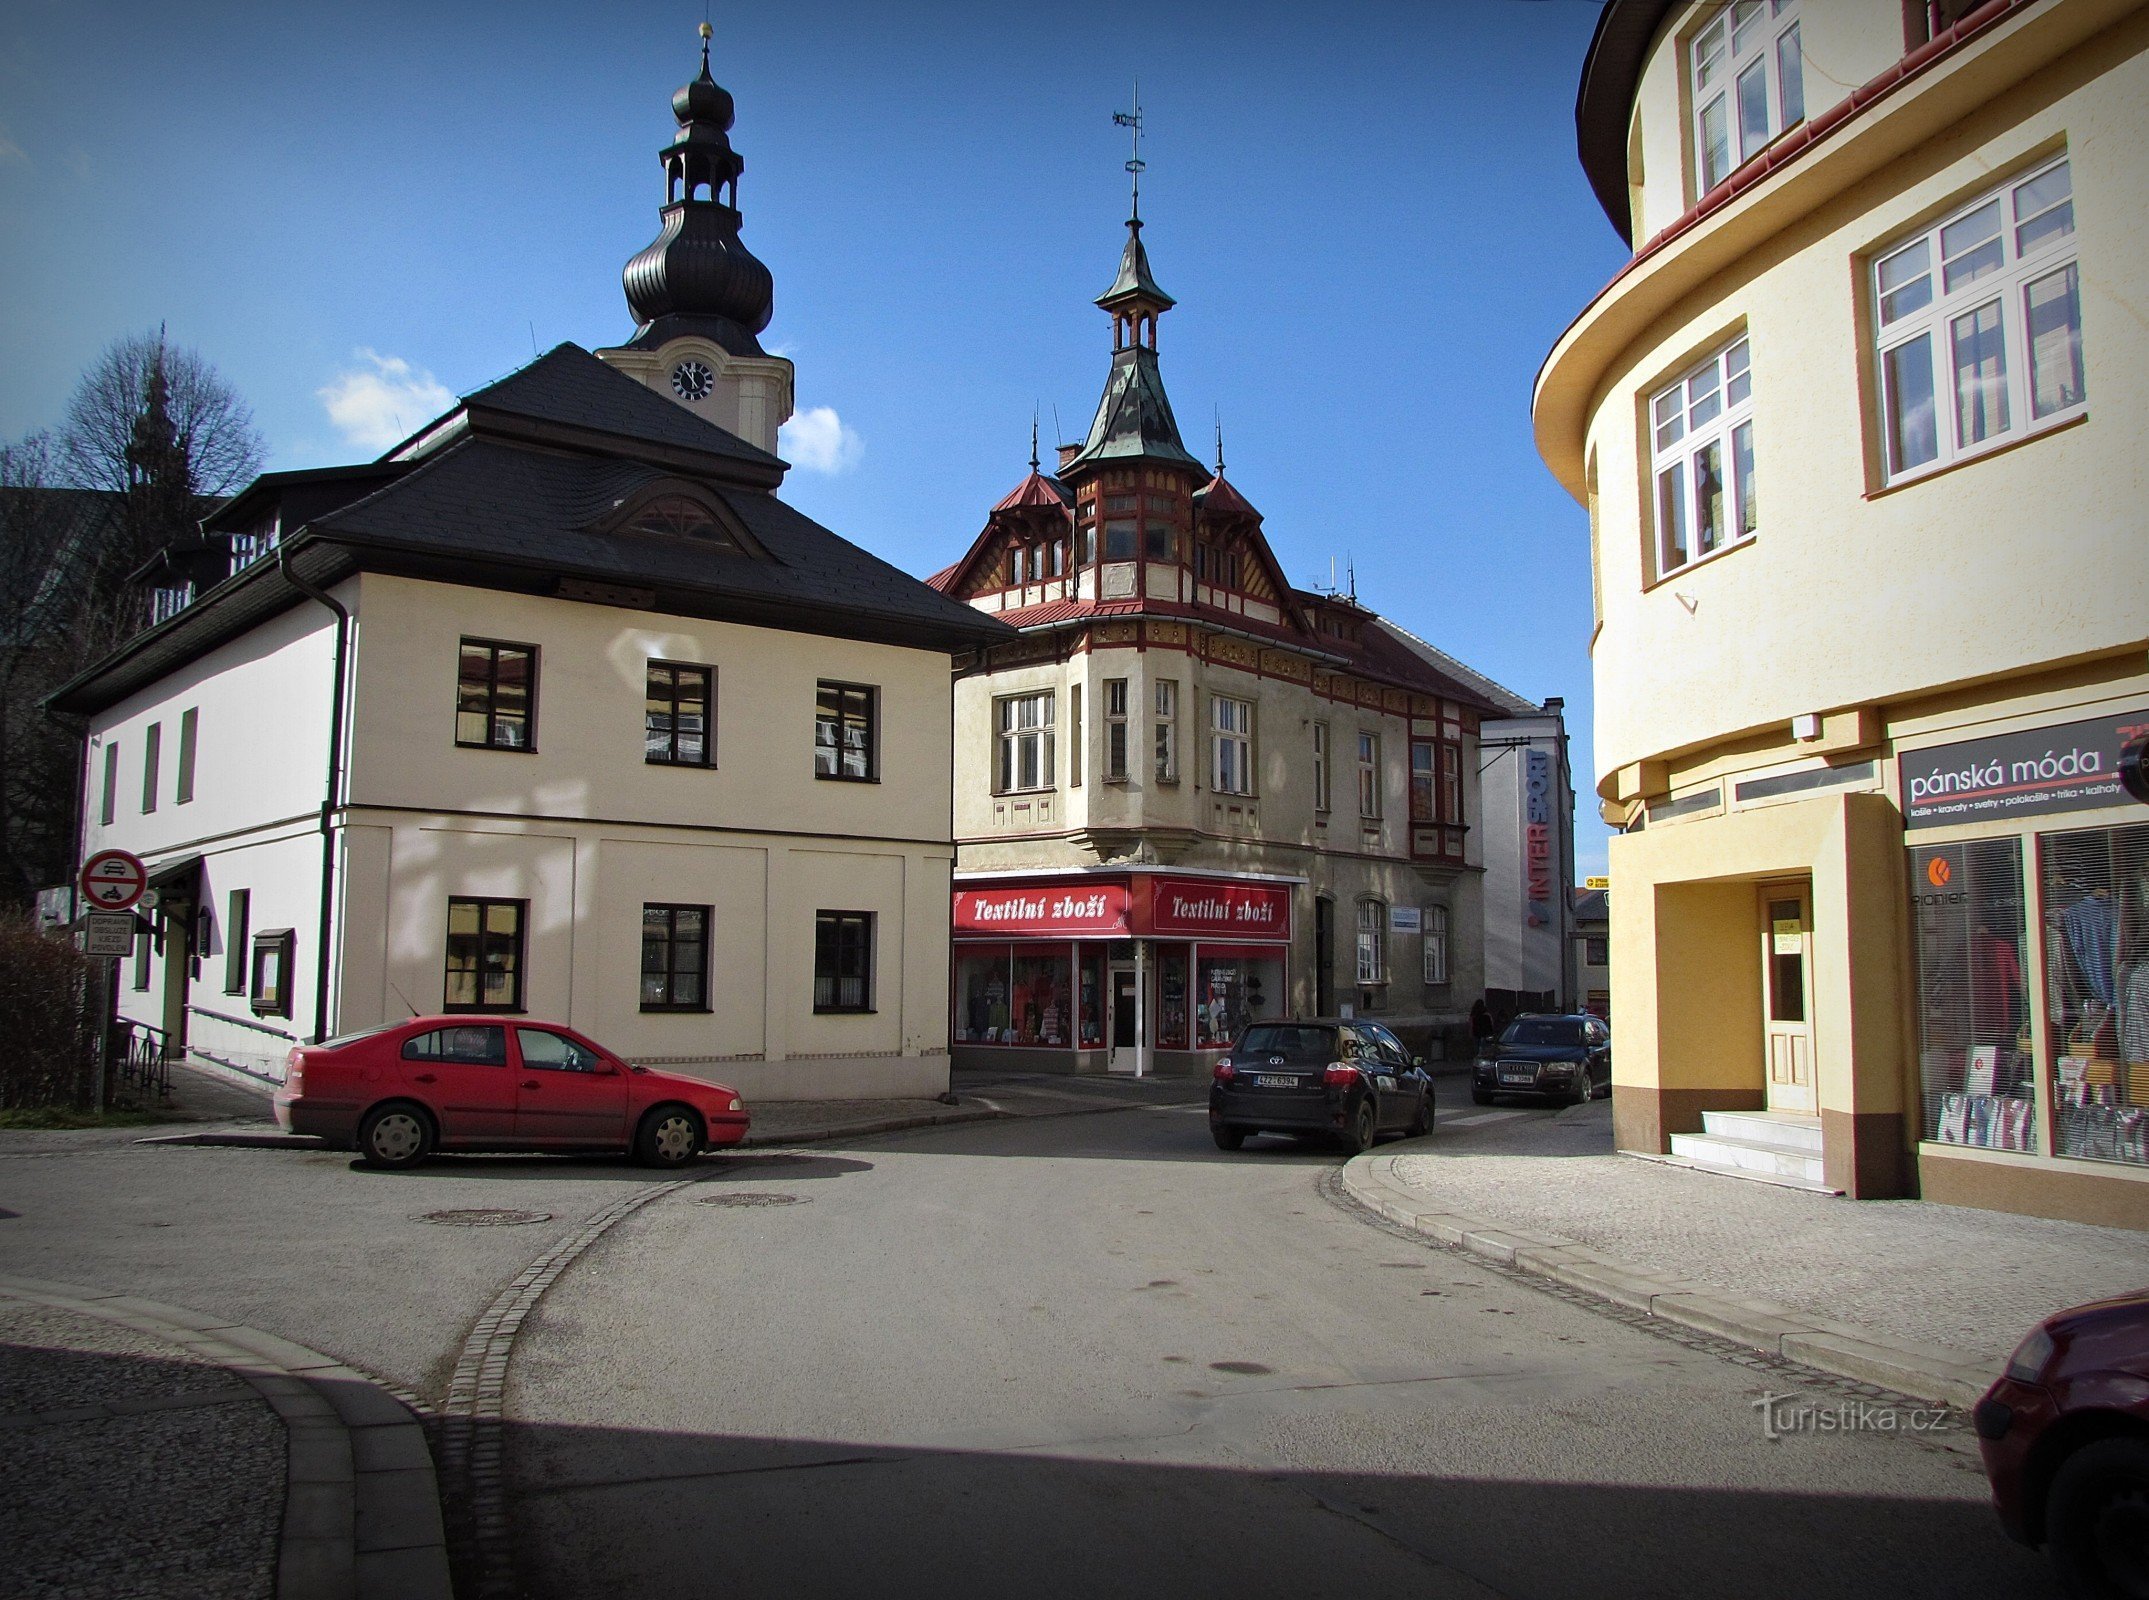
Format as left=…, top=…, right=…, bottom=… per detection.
left=1194, top=472, right=1260, bottom=521
left=991, top=470, right=1073, bottom=513
left=923, top=562, right=960, bottom=593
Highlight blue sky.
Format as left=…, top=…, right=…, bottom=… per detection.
left=0, top=0, right=1627, bottom=875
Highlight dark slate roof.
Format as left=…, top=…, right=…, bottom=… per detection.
left=1573, top=887, right=1609, bottom=922
left=1065, top=346, right=1203, bottom=474
left=1096, top=222, right=1175, bottom=311
left=414, top=343, right=785, bottom=480
left=312, top=434, right=1011, bottom=650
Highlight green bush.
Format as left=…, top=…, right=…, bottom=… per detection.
left=0, top=911, right=95, bottom=1109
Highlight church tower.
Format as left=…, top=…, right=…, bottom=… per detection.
left=597, top=25, right=795, bottom=454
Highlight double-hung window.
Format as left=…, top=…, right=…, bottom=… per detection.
left=995, top=691, right=1055, bottom=793
left=1103, top=679, right=1130, bottom=781
left=1312, top=721, right=1331, bottom=814
left=1070, top=685, right=1084, bottom=787
left=456, top=640, right=537, bottom=751
left=1423, top=906, right=1450, bottom=986
left=1651, top=336, right=1756, bottom=577
left=1356, top=899, right=1387, bottom=986
left=1211, top=696, right=1254, bottom=796
left=1153, top=681, right=1178, bottom=783
left=814, top=682, right=877, bottom=781
left=814, top=910, right=873, bottom=1013
left=1873, top=157, right=2085, bottom=483
left=640, top=904, right=709, bottom=1011
left=645, top=661, right=714, bottom=767
left=445, top=897, right=526, bottom=1013
left=1692, top=2, right=1803, bottom=195
left=142, top=723, right=161, bottom=814
left=1357, top=732, right=1382, bottom=820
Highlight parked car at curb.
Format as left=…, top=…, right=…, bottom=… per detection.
left=1974, top=1288, right=2149, bottom=1599
left=272, top=1016, right=751, bottom=1170
left=1208, top=1019, right=1434, bottom=1153
left=1472, top=1014, right=1610, bottom=1107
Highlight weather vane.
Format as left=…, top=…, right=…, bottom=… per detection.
left=1113, top=85, right=1144, bottom=220
left=698, top=17, right=712, bottom=72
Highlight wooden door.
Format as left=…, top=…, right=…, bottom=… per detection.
left=1761, top=886, right=1816, bottom=1115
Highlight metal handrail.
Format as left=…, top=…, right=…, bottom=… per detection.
left=112, top=1021, right=172, bottom=1105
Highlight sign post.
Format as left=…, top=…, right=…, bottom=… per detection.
left=76, top=851, right=146, bottom=1110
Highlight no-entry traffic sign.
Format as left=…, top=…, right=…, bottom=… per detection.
left=79, top=849, right=148, bottom=912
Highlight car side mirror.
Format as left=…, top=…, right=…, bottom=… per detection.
left=1413, top=1055, right=1427, bottom=1068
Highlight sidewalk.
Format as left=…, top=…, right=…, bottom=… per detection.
left=1343, top=1102, right=2149, bottom=1408
left=0, top=1277, right=449, bottom=1600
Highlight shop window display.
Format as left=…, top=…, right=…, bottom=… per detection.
left=1911, top=839, right=2038, bottom=1153
left=1196, top=954, right=1281, bottom=1049
left=2040, top=823, right=2149, bottom=1167
left=955, top=946, right=1076, bottom=1048
left=1078, top=946, right=1105, bottom=1048
left=1157, top=946, right=1189, bottom=1049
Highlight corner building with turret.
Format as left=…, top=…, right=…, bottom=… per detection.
left=930, top=210, right=1531, bottom=1073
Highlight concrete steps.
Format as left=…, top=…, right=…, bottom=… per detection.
left=1668, top=1111, right=1837, bottom=1193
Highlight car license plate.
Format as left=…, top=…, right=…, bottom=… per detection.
left=1500, top=1070, right=1535, bottom=1085
left=1254, top=1074, right=1298, bottom=1088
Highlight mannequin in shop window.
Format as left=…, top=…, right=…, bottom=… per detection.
left=1971, top=917, right=2031, bottom=1093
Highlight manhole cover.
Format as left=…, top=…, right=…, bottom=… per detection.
left=414, top=1208, right=553, bottom=1228
left=696, top=1192, right=807, bottom=1208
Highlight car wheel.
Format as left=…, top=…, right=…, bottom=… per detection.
left=1338, top=1096, right=1379, bottom=1154
left=1471, top=1089, right=1494, bottom=1106
left=1406, top=1092, right=1432, bottom=1138
left=1573, top=1072, right=1594, bottom=1108
left=2046, top=1435, right=2149, bottom=1600
left=635, top=1105, right=704, bottom=1168
left=357, top=1102, right=433, bottom=1170
left=1212, top=1125, right=1247, bottom=1151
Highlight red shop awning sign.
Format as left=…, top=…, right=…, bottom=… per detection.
left=953, top=877, right=1293, bottom=942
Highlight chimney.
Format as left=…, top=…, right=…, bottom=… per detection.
left=1056, top=443, right=1082, bottom=472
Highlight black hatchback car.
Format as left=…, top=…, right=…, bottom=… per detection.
left=1473, top=1013, right=1610, bottom=1106
left=1209, top=1019, right=1434, bottom=1153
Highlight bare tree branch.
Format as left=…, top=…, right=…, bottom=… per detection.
left=60, top=328, right=264, bottom=500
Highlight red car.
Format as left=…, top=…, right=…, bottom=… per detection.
left=1975, top=1288, right=2149, bottom=1598
left=273, top=1016, right=750, bottom=1170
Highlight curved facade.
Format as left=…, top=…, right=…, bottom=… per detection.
left=1537, top=0, right=2149, bottom=1226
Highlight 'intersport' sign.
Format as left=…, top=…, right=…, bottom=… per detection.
left=1899, top=709, right=2149, bottom=829
left=1525, top=749, right=1553, bottom=928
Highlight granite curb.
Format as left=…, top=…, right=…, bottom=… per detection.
left=1337, top=1151, right=1999, bottom=1410
left=0, top=1275, right=451, bottom=1600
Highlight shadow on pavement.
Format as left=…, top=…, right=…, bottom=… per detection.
left=494, top=1416, right=2058, bottom=1600
left=338, top=1151, right=877, bottom=1184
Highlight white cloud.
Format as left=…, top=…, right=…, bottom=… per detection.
left=779, top=404, right=863, bottom=475
left=317, top=349, right=456, bottom=452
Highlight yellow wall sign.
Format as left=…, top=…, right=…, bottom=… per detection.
left=1584, top=876, right=1609, bottom=890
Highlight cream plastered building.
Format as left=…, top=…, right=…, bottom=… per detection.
left=1538, top=0, right=2149, bottom=1226
left=55, top=47, right=1009, bottom=1103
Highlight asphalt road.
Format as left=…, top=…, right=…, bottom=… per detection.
left=502, top=1099, right=2052, bottom=1600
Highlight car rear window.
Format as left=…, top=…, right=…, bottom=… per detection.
left=1235, top=1025, right=1337, bottom=1059
left=1501, top=1019, right=1584, bottom=1047
left=314, top=1024, right=397, bottom=1051
left=403, top=1025, right=508, bottom=1066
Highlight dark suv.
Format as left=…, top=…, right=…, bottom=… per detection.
left=1473, top=1013, right=1610, bottom=1106
left=1209, top=1019, right=1434, bottom=1153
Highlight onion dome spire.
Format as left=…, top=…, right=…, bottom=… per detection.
left=620, top=24, right=774, bottom=356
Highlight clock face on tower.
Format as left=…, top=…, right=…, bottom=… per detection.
left=670, top=360, right=714, bottom=403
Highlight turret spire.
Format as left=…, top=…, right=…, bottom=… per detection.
left=619, top=24, right=774, bottom=355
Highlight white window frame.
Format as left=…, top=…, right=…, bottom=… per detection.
left=1422, top=905, right=1449, bottom=986
left=1210, top=695, right=1254, bottom=796
left=1153, top=679, right=1178, bottom=783
left=1690, top=1, right=1804, bottom=197
left=1069, top=683, right=1083, bottom=788
left=994, top=691, right=1055, bottom=794
left=1312, top=721, right=1331, bottom=814
left=1356, top=731, right=1381, bottom=820
left=1650, top=335, right=1756, bottom=579
left=1356, top=898, right=1387, bottom=986
left=1871, top=155, right=2085, bottom=486
left=1103, top=678, right=1129, bottom=781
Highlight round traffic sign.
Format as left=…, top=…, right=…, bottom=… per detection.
left=79, top=849, right=148, bottom=912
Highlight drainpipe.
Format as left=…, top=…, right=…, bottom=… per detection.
left=279, top=549, right=348, bottom=1045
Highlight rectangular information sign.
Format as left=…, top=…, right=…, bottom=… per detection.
left=83, top=912, right=135, bottom=957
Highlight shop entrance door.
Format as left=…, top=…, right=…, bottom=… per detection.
left=1761, top=883, right=1817, bottom=1115
left=1110, top=965, right=1137, bottom=1070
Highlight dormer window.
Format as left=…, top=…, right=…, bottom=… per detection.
left=626, top=494, right=739, bottom=549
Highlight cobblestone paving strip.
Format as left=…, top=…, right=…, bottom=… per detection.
left=435, top=1169, right=718, bottom=1600
left=0, top=1277, right=450, bottom=1600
